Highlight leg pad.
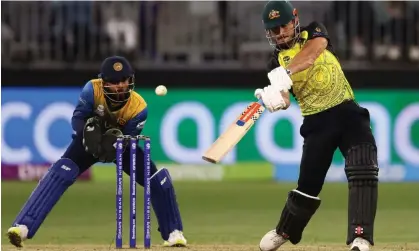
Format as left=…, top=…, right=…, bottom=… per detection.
left=150, top=168, right=183, bottom=240
left=276, top=190, right=321, bottom=244
left=12, top=158, right=79, bottom=238
left=345, top=144, right=379, bottom=245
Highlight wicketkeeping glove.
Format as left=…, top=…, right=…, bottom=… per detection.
left=98, top=128, right=123, bottom=163
left=82, top=116, right=104, bottom=158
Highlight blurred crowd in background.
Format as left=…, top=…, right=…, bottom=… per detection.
left=2, top=1, right=419, bottom=69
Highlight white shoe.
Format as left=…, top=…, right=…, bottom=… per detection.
left=7, top=224, right=29, bottom=247
left=259, top=229, right=288, bottom=251
left=350, top=237, right=371, bottom=251
left=163, top=230, right=187, bottom=247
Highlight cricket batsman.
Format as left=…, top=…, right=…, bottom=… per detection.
left=256, top=1, right=378, bottom=251
left=7, top=56, right=187, bottom=248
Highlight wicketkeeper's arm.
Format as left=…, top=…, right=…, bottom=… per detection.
left=72, top=81, right=95, bottom=135
left=122, top=107, right=148, bottom=136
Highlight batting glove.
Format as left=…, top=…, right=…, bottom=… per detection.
left=254, top=85, right=286, bottom=113
left=268, top=66, right=293, bottom=91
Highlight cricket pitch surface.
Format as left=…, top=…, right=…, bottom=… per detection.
left=2, top=180, right=419, bottom=251
left=2, top=244, right=419, bottom=251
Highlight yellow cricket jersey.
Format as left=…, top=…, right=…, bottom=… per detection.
left=270, top=21, right=355, bottom=116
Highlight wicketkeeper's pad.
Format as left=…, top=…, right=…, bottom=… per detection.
left=150, top=168, right=184, bottom=240
left=12, top=158, right=79, bottom=238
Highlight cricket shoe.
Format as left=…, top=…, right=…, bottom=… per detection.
left=350, top=237, right=371, bottom=251
left=163, top=230, right=187, bottom=247
left=259, top=229, right=288, bottom=251
left=7, top=224, right=29, bottom=248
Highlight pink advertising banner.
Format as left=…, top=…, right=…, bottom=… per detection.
left=1, top=163, right=92, bottom=181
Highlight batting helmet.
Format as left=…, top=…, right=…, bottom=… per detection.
left=262, top=0, right=300, bottom=49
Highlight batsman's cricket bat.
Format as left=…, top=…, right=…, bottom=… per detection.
left=202, top=99, right=265, bottom=164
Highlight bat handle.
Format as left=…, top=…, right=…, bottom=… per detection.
left=257, top=99, right=264, bottom=106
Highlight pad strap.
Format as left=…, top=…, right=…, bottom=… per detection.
left=276, top=190, right=321, bottom=244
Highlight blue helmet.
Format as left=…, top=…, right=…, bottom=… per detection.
left=98, top=56, right=135, bottom=103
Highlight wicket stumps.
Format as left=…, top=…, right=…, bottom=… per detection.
left=116, top=135, right=151, bottom=249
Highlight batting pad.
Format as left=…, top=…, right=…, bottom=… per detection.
left=150, top=168, right=183, bottom=240
left=12, top=158, right=79, bottom=238
left=345, top=144, right=379, bottom=245
left=276, top=190, right=321, bottom=245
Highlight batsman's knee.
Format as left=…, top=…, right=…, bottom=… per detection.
left=344, top=143, right=379, bottom=181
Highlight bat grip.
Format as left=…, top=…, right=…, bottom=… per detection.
left=257, top=99, right=264, bottom=106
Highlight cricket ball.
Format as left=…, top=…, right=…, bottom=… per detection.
left=155, top=85, right=167, bottom=96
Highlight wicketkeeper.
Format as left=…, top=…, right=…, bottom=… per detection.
left=7, top=56, right=187, bottom=248
left=256, top=1, right=378, bottom=251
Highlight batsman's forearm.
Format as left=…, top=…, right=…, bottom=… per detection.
left=280, top=90, right=291, bottom=109
left=286, top=38, right=327, bottom=75
left=286, top=50, right=316, bottom=74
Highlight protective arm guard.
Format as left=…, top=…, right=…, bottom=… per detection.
left=345, top=143, right=379, bottom=245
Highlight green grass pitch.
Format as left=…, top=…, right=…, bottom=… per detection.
left=1, top=165, right=419, bottom=250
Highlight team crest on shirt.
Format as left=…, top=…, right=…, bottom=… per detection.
left=269, top=10, right=280, bottom=20
left=95, top=105, right=105, bottom=116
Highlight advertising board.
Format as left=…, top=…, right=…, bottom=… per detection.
left=2, top=88, right=418, bottom=181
